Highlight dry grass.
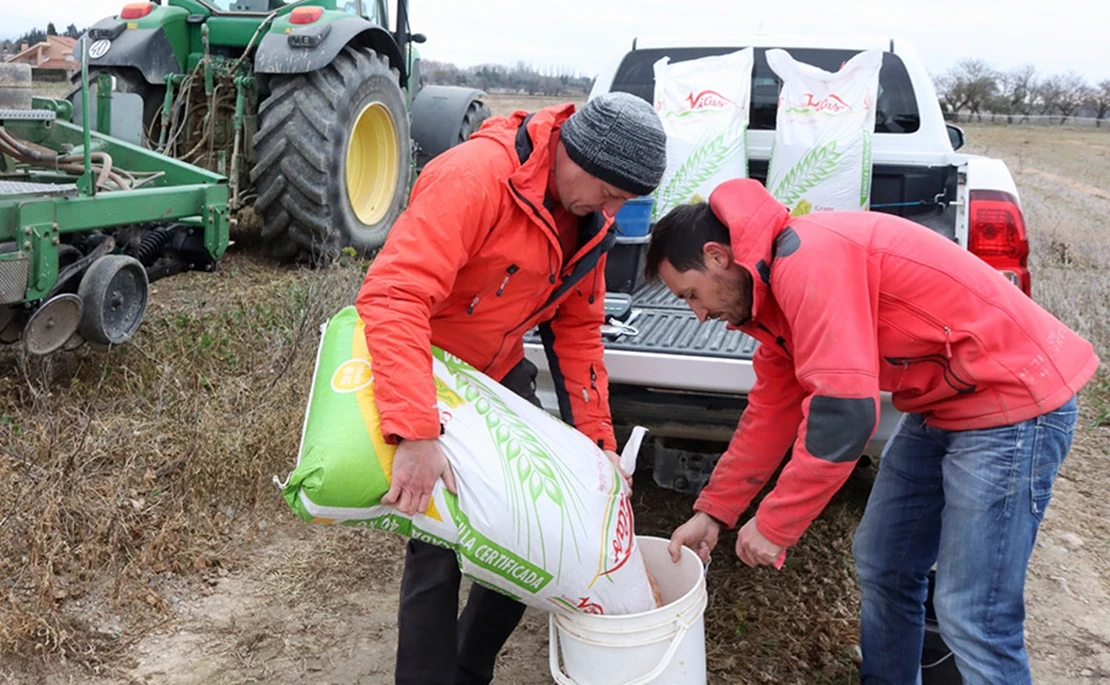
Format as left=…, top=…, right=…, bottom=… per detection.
left=0, top=247, right=371, bottom=667
left=484, top=93, right=586, bottom=117
left=962, top=124, right=1110, bottom=421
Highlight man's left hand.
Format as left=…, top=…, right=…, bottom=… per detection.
left=736, top=518, right=785, bottom=568
left=604, top=449, right=631, bottom=490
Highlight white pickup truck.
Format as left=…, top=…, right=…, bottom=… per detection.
left=524, top=34, right=1032, bottom=494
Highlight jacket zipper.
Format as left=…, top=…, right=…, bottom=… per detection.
left=489, top=181, right=599, bottom=370
left=509, top=179, right=559, bottom=284
left=944, top=326, right=953, bottom=358
left=755, top=322, right=790, bottom=356
left=488, top=182, right=610, bottom=373
left=496, top=265, right=519, bottom=296
left=485, top=182, right=561, bottom=368
left=468, top=264, right=519, bottom=315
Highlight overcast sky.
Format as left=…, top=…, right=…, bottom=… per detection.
left=6, top=0, right=1108, bottom=83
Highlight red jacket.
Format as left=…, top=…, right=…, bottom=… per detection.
left=695, top=179, right=1099, bottom=547
left=354, top=104, right=618, bottom=451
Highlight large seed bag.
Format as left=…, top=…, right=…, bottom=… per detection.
left=651, top=48, right=754, bottom=221
left=765, top=48, right=883, bottom=216
left=277, top=306, right=656, bottom=616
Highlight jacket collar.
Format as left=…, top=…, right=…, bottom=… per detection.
left=472, top=103, right=615, bottom=265
left=708, top=179, right=792, bottom=326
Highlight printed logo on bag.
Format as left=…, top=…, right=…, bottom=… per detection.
left=684, top=89, right=735, bottom=111
left=575, top=597, right=604, bottom=615
left=331, top=359, right=373, bottom=393
left=600, top=496, right=635, bottom=578
left=788, top=93, right=853, bottom=115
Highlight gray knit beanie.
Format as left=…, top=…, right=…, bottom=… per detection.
left=561, top=92, right=667, bottom=197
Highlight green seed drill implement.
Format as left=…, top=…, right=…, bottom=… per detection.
left=0, top=45, right=229, bottom=355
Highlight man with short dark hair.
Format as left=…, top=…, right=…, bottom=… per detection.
left=355, top=92, right=667, bottom=685
left=655, top=178, right=1098, bottom=684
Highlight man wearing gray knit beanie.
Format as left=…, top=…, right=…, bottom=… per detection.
left=560, top=91, right=668, bottom=200
left=355, top=91, right=667, bottom=685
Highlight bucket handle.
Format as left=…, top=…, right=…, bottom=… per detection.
left=548, top=591, right=707, bottom=685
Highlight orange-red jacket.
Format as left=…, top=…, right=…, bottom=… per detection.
left=694, top=179, right=1099, bottom=547
left=355, top=104, right=618, bottom=450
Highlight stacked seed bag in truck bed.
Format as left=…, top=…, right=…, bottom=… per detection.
left=650, top=48, right=754, bottom=221
left=277, top=306, right=657, bottom=616
left=766, top=48, right=884, bottom=216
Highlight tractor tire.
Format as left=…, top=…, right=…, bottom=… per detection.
left=250, top=45, right=410, bottom=262
left=458, top=99, right=491, bottom=145
left=66, top=69, right=165, bottom=146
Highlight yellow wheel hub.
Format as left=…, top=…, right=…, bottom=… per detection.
left=345, top=102, right=400, bottom=226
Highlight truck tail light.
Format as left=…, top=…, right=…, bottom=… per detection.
left=968, top=189, right=1031, bottom=296
left=120, top=2, right=154, bottom=19
left=290, top=6, right=324, bottom=24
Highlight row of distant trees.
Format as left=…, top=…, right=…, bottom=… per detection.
left=8, top=24, right=1105, bottom=126
left=935, top=60, right=1110, bottom=126
left=421, top=59, right=594, bottom=97
left=1, top=23, right=84, bottom=54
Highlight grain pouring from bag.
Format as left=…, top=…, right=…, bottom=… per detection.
left=278, top=306, right=661, bottom=616
left=647, top=568, right=663, bottom=608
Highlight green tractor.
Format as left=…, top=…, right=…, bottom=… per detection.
left=77, top=0, right=490, bottom=260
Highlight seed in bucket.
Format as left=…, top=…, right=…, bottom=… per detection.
left=647, top=567, right=663, bottom=607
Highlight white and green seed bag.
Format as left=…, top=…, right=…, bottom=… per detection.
left=651, top=48, right=754, bottom=221
left=765, top=48, right=883, bottom=216
left=278, top=306, right=656, bottom=616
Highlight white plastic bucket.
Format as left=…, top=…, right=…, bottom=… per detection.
left=549, top=535, right=708, bottom=685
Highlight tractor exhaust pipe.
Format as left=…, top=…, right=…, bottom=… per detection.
left=394, top=0, right=409, bottom=58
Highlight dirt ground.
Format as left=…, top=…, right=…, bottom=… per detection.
left=3, top=96, right=1109, bottom=685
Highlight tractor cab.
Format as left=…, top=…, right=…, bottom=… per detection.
left=190, top=0, right=385, bottom=24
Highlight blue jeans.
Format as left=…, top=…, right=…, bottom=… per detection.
left=853, top=396, right=1078, bottom=685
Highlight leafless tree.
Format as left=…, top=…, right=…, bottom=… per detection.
left=937, top=59, right=998, bottom=122
left=1057, top=72, right=1091, bottom=123
left=997, top=64, right=1037, bottom=123
left=1088, top=80, right=1110, bottom=128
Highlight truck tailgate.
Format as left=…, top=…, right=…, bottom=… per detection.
left=522, top=281, right=759, bottom=396
left=601, top=282, right=758, bottom=360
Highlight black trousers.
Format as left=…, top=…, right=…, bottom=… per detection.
left=394, top=359, right=542, bottom=685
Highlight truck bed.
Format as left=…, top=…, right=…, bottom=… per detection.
left=522, top=281, right=758, bottom=363
left=601, top=282, right=758, bottom=360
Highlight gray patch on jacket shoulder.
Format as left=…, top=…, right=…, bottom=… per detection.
left=773, top=227, right=801, bottom=259
left=805, top=396, right=876, bottom=463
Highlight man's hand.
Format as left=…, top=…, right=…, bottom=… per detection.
left=668, top=512, right=721, bottom=563
left=380, top=439, right=457, bottom=516
left=735, top=518, right=785, bottom=568
left=604, top=449, right=631, bottom=489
